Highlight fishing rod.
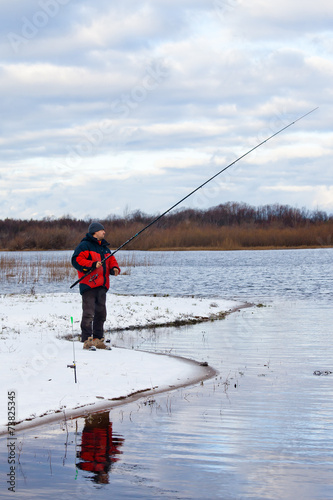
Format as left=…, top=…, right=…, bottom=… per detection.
left=70, top=107, right=318, bottom=289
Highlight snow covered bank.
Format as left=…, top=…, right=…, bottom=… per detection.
left=1, top=293, right=244, bottom=433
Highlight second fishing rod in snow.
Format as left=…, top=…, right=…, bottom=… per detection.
left=70, top=107, right=318, bottom=289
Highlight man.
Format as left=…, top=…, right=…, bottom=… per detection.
left=71, top=221, right=120, bottom=349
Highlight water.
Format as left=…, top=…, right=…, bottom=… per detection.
left=1, top=249, right=333, bottom=499
left=1, top=247, right=330, bottom=301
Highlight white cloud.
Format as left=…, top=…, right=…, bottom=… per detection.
left=0, top=0, right=332, bottom=219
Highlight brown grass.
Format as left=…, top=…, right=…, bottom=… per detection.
left=1, top=222, right=333, bottom=252
left=0, top=253, right=155, bottom=286
left=0, top=203, right=332, bottom=252
left=127, top=222, right=333, bottom=250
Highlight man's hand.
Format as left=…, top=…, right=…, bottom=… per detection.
left=95, top=262, right=119, bottom=275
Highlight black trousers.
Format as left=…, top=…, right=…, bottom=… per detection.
left=81, top=287, right=107, bottom=342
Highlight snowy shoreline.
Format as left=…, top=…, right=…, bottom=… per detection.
left=1, top=293, right=246, bottom=434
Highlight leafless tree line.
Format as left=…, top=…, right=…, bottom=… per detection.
left=0, top=202, right=332, bottom=251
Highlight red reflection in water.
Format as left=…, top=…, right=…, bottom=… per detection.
left=77, top=411, right=124, bottom=484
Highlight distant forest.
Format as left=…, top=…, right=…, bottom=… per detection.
left=0, top=202, right=332, bottom=251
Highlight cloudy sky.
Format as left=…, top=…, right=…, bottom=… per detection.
left=0, top=0, right=332, bottom=220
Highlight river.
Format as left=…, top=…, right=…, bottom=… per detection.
left=1, top=248, right=332, bottom=499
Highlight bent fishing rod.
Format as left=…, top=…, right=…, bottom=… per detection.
left=70, top=107, right=318, bottom=289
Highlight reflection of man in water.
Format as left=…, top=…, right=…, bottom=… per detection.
left=77, top=411, right=124, bottom=484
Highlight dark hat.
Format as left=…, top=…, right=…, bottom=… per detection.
left=88, top=221, right=105, bottom=234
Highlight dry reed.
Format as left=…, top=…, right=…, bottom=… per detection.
left=0, top=253, right=154, bottom=286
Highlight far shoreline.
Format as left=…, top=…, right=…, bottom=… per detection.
left=0, top=245, right=332, bottom=252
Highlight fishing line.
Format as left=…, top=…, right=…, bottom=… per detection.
left=70, top=107, right=318, bottom=289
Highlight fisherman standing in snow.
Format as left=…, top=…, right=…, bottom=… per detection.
left=71, top=222, right=120, bottom=349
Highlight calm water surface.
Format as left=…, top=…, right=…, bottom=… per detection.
left=1, top=249, right=332, bottom=499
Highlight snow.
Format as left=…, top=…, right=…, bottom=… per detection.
left=1, top=293, right=243, bottom=433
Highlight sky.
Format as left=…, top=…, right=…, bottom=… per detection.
left=0, top=0, right=332, bottom=220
